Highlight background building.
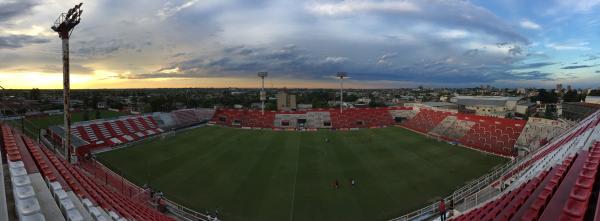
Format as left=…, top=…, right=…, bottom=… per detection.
left=276, top=90, right=296, bottom=111
left=562, top=102, right=600, bottom=121
left=586, top=96, right=600, bottom=104
left=450, top=96, right=524, bottom=117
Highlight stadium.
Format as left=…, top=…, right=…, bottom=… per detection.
left=2, top=1, right=600, bottom=221
left=2, top=103, right=600, bottom=220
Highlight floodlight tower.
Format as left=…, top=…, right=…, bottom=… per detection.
left=258, top=72, right=268, bottom=115
left=336, top=72, right=347, bottom=114
left=52, top=3, right=82, bottom=163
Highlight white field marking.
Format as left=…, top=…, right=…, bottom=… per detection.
left=289, top=144, right=301, bottom=221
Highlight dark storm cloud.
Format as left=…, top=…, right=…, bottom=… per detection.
left=0, top=0, right=38, bottom=22
left=4, top=0, right=566, bottom=87
left=125, top=42, right=552, bottom=84
left=73, top=38, right=142, bottom=58
left=0, top=35, right=49, bottom=49
left=310, top=0, right=529, bottom=44
left=463, top=49, right=480, bottom=57
left=125, top=45, right=350, bottom=80
left=513, top=62, right=555, bottom=69
left=561, top=65, right=597, bottom=69
left=584, top=54, right=600, bottom=61
left=39, top=64, right=94, bottom=75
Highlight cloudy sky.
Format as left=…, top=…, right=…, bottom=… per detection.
left=1, top=0, right=599, bottom=89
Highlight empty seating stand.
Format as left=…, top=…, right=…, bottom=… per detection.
left=452, top=141, right=600, bottom=221
left=2, top=125, right=46, bottom=220
left=2, top=124, right=174, bottom=221
left=212, top=107, right=409, bottom=129
left=401, top=109, right=453, bottom=133
left=70, top=115, right=163, bottom=153
left=398, top=109, right=526, bottom=157
left=456, top=116, right=525, bottom=157
left=171, top=109, right=204, bottom=127
left=2, top=124, right=71, bottom=220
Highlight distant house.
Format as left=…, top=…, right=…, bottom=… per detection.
left=515, top=102, right=536, bottom=116
left=297, top=104, right=313, bottom=109
left=450, top=96, right=524, bottom=117
left=404, top=102, right=458, bottom=111
left=96, top=101, right=107, bottom=109
left=250, top=102, right=263, bottom=109
left=276, top=90, right=296, bottom=111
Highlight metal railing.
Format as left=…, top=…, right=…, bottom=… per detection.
left=390, top=110, right=600, bottom=221
left=86, top=158, right=216, bottom=221
left=388, top=158, right=515, bottom=221
left=162, top=198, right=214, bottom=221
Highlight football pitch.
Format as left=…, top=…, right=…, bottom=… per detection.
left=97, top=126, right=508, bottom=221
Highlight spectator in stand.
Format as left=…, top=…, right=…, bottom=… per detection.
left=448, top=199, right=454, bottom=218
left=439, top=199, right=446, bottom=221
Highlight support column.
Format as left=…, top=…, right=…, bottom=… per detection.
left=62, top=38, right=72, bottom=163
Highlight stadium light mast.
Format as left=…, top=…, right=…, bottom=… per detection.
left=258, top=72, right=268, bottom=115
left=336, top=72, right=347, bottom=114
left=52, top=3, right=82, bottom=163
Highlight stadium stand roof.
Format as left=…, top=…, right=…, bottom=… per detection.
left=451, top=96, right=522, bottom=107
left=586, top=96, right=600, bottom=104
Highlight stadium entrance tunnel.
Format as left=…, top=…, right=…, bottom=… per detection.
left=394, top=117, right=407, bottom=123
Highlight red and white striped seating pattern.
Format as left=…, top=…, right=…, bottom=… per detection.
left=71, top=115, right=163, bottom=151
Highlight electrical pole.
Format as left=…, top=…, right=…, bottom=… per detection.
left=258, top=72, right=268, bottom=115
left=336, top=72, right=347, bottom=114
left=0, top=84, right=5, bottom=118
left=52, top=3, right=82, bottom=163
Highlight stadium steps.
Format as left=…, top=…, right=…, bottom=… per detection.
left=103, top=122, right=119, bottom=138
left=137, top=117, right=151, bottom=130
left=109, top=121, right=124, bottom=136
left=1, top=125, right=69, bottom=220
left=40, top=130, right=174, bottom=220
left=96, top=123, right=111, bottom=140
left=452, top=141, right=600, bottom=221
left=3, top=123, right=176, bottom=221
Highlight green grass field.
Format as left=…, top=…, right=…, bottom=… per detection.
left=98, top=126, right=508, bottom=221
left=7, top=110, right=125, bottom=138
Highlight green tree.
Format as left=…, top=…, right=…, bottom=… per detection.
left=82, top=109, right=90, bottom=121
left=29, top=88, right=41, bottom=100
left=368, top=100, right=386, bottom=107
left=562, top=90, right=580, bottom=102
left=531, top=89, right=558, bottom=104
left=544, top=104, right=557, bottom=119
